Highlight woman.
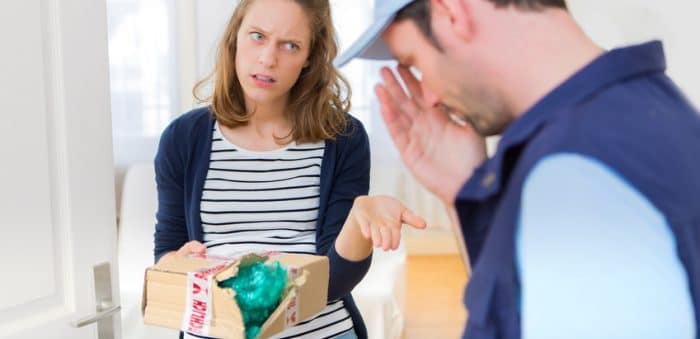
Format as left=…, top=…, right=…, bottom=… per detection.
left=154, top=0, right=425, bottom=338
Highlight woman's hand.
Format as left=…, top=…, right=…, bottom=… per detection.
left=335, top=195, right=427, bottom=261
left=157, top=240, right=207, bottom=263
left=352, top=195, right=427, bottom=250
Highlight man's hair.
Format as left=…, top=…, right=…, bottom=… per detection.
left=395, top=0, right=568, bottom=47
left=395, top=0, right=437, bottom=46
left=488, top=0, right=567, bottom=9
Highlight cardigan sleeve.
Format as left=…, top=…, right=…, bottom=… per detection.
left=317, top=118, right=373, bottom=301
left=153, top=119, right=189, bottom=263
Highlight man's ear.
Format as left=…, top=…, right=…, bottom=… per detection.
left=431, top=0, right=473, bottom=43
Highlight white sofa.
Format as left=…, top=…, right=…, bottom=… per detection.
left=117, top=163, right=406, bottom=339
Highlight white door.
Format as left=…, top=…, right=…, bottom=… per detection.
left=0, top=1, right=121, bottom=338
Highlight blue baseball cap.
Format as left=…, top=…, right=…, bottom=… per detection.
left=334, top=0, right=416, bottom=67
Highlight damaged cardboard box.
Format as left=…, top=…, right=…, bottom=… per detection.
left=142, top=252, right=329, bottom=338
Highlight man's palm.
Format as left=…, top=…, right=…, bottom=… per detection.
left=375, top=66, right=485, bottom=203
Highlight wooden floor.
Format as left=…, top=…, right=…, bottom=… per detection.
left=403, top=255, right=469, bottom=339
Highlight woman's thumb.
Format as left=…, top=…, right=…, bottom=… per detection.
left=185, top=240, right=206, bottom=254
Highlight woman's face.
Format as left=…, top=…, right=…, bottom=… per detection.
left=235, top=0, right=311, bottom=109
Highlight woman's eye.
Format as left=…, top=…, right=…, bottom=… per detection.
left=284, top=42, right=300, bottom=51
left=250, top=32, right=264, bottom=41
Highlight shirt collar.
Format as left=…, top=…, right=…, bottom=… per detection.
left=457, top=41, right=667, bottom=201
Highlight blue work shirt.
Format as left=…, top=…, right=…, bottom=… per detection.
left=456, top=41, right=700, bottom=339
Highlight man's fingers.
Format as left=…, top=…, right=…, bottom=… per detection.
left=376, top=85, right=411, bottom=150
left=397, top=66, right=424, bottom=105
left=380, top=67, right=410, bottom=103
left=375, top=84, right=412, bottom=128
left=380, top=67, right=423, bottom=119
left=401, top=208, right=428, bottom=229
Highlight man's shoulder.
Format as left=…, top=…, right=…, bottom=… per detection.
left=532, top=76, right=700, bottom=159
left=516, top=81, right=700, bottom=219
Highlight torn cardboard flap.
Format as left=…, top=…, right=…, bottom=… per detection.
left=142, top=252, right=330, bottom=339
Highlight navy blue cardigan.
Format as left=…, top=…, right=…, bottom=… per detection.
left=153, top=107, right=372, bottom=338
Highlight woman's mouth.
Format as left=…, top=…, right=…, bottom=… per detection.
left=253, top=74, right=275, bottom=82
left=253, top=74, right=274, bottom=82
left=252, top=74, right=276, bottom=88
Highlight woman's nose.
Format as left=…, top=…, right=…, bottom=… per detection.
left=258, top=44, right=277, bottom=68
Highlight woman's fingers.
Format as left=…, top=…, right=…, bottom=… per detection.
left=177, top=240, right=206, bottom=256
left=401, top=208, right=428, bottom=229
left=351, top=195, right=427, bottom=251
left=357, top=214, right=371, bottom=240
left=379, top=226, right=392, bottom=250
left=370, top=223, right=382, bottom=247
left=390, top=227, right=401, bottom=251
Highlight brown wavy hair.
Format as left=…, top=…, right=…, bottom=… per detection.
left=193, top=0, right=351, bottom=143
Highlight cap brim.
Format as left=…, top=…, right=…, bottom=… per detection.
left=334, top=14, right=397, bottom=68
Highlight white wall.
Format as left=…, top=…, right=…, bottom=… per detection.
left=111, top=0, right=231, bottom=214
left=194, top=0, right=238, bottom=79
left=111, top=0, right=700, bottom=220
left=569, top=0, right=700, bottom=106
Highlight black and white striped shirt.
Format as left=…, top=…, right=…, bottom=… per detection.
left=189, top=122, right=354, bottom=339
